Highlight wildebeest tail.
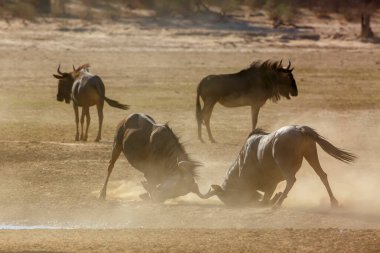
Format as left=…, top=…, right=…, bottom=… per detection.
left=196, top=84, right=202, bottom=124
left=93, top=78, right=129, bottom=110
left=303, top=126, right=357, bottom=163
left=104, top=96, right=129, bottom=110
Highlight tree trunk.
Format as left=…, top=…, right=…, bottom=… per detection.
left=361, top=12, right=374, bottom=38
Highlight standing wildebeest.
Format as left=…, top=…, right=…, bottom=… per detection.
left=196, top=60, right=298, bottom=143
left=99, top=113, right=205, bottom=202
left=200, top=126, right=356, bottom=208
left=53, top=64, right=129, bottom=142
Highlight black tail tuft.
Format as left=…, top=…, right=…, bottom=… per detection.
left=104, top=97, right=129, bottom=110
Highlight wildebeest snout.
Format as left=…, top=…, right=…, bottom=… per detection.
left=290, top=87, right=298, bottom=97
left=56, top=94, right=64, bottom=102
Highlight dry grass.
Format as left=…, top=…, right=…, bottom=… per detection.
left=3, top=2, right=37, bottom=21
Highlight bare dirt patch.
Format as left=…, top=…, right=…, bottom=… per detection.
left=0, top=15, right=379, bottom=252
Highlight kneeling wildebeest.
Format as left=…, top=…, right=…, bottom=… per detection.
left=200, top=126, right=356, bottom=208
left=100, top=113, right=205, bottom=202
left=53, top=64, right=129, bottom=141
left=196, top=60, right=298, bottom=143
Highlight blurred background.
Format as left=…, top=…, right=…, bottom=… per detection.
left=0, top=0, right=379, bottom=39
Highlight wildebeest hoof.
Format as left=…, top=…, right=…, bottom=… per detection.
left=331, top=198, right=339, bottom=208
left=141, top=181, right=155, bottom=193
left=75, top=134, right=80, bottom=141
left=270, top=192, right=282, bottom=205
left=99, top=191, right=106, bottom=200
left=272, top=203, right=282, bottom=210
left=259, top=200, right=271, bottom=207
left=139, top=193, right=151, bottom=201
left=94, top=137, right=100, bottom=142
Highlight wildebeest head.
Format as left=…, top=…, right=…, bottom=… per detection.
left=199, top=184, right=263, bottom=206
left=53, top=64, right=89, bottom=103
left=276, top=60, right=298, bottom=99
left=149, top=160, right=202, bottom=202
left=53, top=65, right=75, bottom=103
left=147, top=125, right=202, bottom=202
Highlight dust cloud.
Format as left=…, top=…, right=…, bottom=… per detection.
left=263, top=109, right=380, bottom=215
left=97, top=109, right=380, bottom=229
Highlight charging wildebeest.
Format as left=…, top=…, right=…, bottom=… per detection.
left=53, top=64, right=129, bottom=142
left=196, top=60, right=298, bottom=143
left=99, top=113, right=204, bottom=202
left=200, top=125, right=356, bottom=208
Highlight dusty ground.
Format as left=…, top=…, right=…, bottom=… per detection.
left=0, top=11, right=379, bottom=252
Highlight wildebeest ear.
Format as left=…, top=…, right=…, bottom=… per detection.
left=53, top=74, right=65, bottom=79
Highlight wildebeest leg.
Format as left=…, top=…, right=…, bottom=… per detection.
left=73, top=104, right=80, bottom=141
left=261, top=183, right=277, bottom=206
left=250, top=105, right=260, bottom=130
left=83, top=107, right=90, bottom=141
left=99, top=143, right=122, bottom=200
left=95, top=101, right=104, bottom=142
left=197, top=115, right=204, bottom=143
left=79, top=107, right=86, bottom=141
left=203, top=99, right=217, bottom=143
left=273, top=172, right=296, bottom=209
left=272, top=144, right=302, bottom=209
left=270, top=192, right=282, bottom=205
left=305, top=143, right=339, bottom=208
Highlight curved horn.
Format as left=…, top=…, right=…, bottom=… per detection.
left=178, top=161, right=194, bottom=168
left=279, top=59, right=283, bottom=68
left=192, top=184, right=217, bottom=199
left=286, top=60, right=291, bottom=70
left=72, top=65, right=76, bottom=72
left=178, top=160, right=202, bottom=170
left=57, top=64, right=64, bottom=75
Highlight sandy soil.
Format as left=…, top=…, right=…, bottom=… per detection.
left=1, top=229, right=380, bottom=253
left=0, top=12, right=379, bottom=252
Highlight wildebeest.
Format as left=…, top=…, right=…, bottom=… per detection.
left=99, top=113, right=204, bottom=202
left=53, top=64, right=129, bottom=142
left=196, top=60, right=298, bottom=143
left=200, top=125, right=356, bottom=208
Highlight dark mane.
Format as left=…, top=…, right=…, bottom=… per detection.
left=249, top=60, right=284, bottom=71
left=247, top=128, right=269, bottom=138
left=163, top=124, right=201, bottom=179
left=237, top=60, right=287, bottom=102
